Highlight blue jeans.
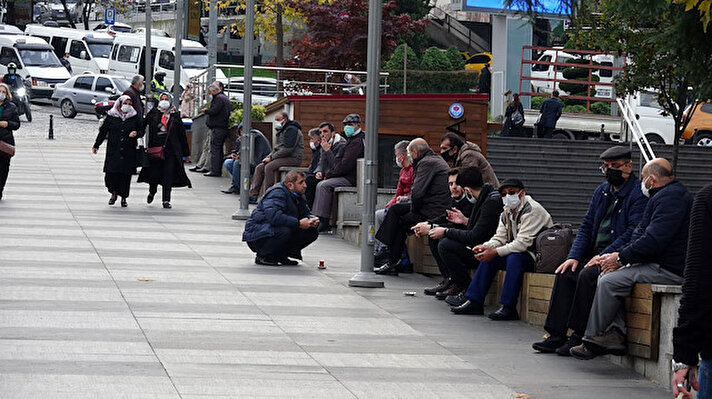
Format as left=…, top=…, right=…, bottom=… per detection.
left=224, top=159, right=241, bottom=187
left=700, top=359, right=712, bottom=399
left=465, top=252, right=535, bottom=307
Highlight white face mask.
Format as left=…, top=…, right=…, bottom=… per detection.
left=503, top=193, right=521, bottom=210
left=158, top=100, right=170, bottom=111
left=309, top=142, right=318, bottom=151
left=0, top=93, right=6, bottom=101
left=395, top=157, right=403, bottom=168
left=275, top=121, right=283, bottom=130
left=465, top=190, right=477, bottom=204
left=641, top=176, right=651, bottom=198
left=121, top=104, right=132, bottom=113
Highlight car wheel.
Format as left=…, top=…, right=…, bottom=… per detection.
left=694, top=132, right=712, bottom=147
left=24, top=104, right=32, bottom=122
left=60, top=99, right=77, bottom=118
left=552, top=132, right=571, bottom=140
left=645, top=133, right=666, bottom=145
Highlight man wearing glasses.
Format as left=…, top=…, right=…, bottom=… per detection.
left=532, top=146, right=647, bottom=356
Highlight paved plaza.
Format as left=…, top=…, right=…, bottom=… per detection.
left=0, top=104, right=672, bottom=398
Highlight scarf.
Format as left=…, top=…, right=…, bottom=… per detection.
left=107, top=94, right=138, bottom=121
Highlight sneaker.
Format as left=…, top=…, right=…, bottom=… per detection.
left=569, top=342, right=599, bottom=360
left=445, top=292, right=468, bottom=307
left=532, top=335, right=567, bottom=353
left=555, top=334, right=582, bottom=357
left=583, top=329, right=627, bottom=356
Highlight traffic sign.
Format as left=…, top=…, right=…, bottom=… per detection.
left=104, top=8, right=116, bottom=25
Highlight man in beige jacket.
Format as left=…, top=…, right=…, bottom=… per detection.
left=451, top=178, right=552, bottom=320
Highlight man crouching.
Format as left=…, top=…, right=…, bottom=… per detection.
left=243, top=170, right=320, bottom=266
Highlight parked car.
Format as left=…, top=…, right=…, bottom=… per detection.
left=225, top=76, right=278, bottom=105
left=51, top=74, right=130, bottom=118
left=132, top=28, right=170, bottom=37
left=93, top=23, right=133, bottom=36
left=682, top=101, right=712, bottom=146
left=464, top=52, right=492, bottom=73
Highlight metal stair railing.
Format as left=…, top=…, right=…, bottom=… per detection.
left=617, top=96, right=656, bottom=163
left=428, top=6, right=488, bottom=53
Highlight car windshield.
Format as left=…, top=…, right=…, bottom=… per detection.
left=18, top=49, right=62, bottom=67
left=112, top=26, right=132, bottom=33
left=182, top=52, right=208, bottom=69
left=87, top=43, right=112, bottom=58
left=114, top=78, right=130, bottom=92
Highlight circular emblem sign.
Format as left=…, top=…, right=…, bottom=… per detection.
left=449, top=103, right=464, bottom=119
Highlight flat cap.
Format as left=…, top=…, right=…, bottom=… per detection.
left=498, top=178, right=525, bottom=193
left=600, top=146, right=632, bottom=160
left=343, top=113, right=361, bottom=124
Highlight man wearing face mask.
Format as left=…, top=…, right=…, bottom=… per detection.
left=305, top=122, right=343, bottom=208
left=203, top=81, right=231, bottom=177
left=439, top=132, right=499, bottom=188
left=122, top=75, right=145, bottom=120
left=312, top=114, right=365, bottom=232
left=451, top=178, right=553, bottom=319
left=570, top=158, right=692, bottom=360
left=2, top=63, right=23, bottom=91
left=532, top=146, right=647, bottom=356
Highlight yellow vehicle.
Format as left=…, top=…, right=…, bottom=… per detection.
left=464, top=52, right=492, bottom=73
left=682, top=101, right=712, bottom=146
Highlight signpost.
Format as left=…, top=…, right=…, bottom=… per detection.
left=104, top=8, right=115, bottom=25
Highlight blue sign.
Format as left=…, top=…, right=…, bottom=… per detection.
left=449, top=103, right=464, bottom=119
left=104, top=8, right=116, bottom=25
left=462, top=0, right=569, bottom=16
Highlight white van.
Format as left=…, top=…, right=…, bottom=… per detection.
left=24, top=25, right=113, bottom=75
left=529, top=49, right=616, bottom=99
left=0, top=35, right=71, bottom=99
left=108, top=34, right=226, bottom=91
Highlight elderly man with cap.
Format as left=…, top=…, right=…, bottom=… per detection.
left=451, top=178, right=553, bottom=320
left=532, top=146, right=647, bottom=356
left=312, top=113, right=365, bottom=232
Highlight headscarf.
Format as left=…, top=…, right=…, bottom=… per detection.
left=107, top=94, right=138, bottom=121
left=157, top=91, right=174, bottom=130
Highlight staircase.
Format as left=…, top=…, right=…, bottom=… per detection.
left=486, top=137, right=712, bottom=227
left=427, top=6, right=489, bottom=53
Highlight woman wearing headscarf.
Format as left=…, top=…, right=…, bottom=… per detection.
left=137, top=92, right=191, bottom=209
left=92, top=95, right=141, bottom=207
left=0, top=83, right=21, bottom=201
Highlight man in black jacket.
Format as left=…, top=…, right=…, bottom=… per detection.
left=570, top=158, right=693, bottom=360
left=374, top=138, right=450, bottom=275
left=537, top=90, right=562, bottom=138
left=671, top=183, right=712, bottom=399
left=203, top=81, right=231, bottom=177
left=418, top=167, right=502, bottom=302
left=122, top=74, right=144, bottom=120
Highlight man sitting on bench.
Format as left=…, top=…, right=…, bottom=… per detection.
left=570, top=158, right=692, bottom=359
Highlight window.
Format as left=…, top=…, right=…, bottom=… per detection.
left=532, top=55, right=551, bottom=72
left=50, top=36, right=68, bottom=58
left=70, top=40, right=88, bottom=59
left=73, top=76, right=94, bottom=90
left=555, top=57, right=570, bottom=72
left=158, top=50, right=174, bottom=70
left=117, top=45, right=140, bottom=63
left=639, top=92, right=663, bottom=110
left=111, top=44, right=119, bottom=60
left=599, top=62, right=613, bottom=78
left=700, top=103, right=712, bottom=114
left=95, top=77, right=112, bottom=92
left=0, top=48, right=20, bottom=67
left=36, top=36, right=50, bottom=44
left=18, top=49, right=61, bottom=67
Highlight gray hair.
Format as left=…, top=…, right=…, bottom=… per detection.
left=407, top=138, right=430, bottom=155
left=131, top=74, right=144, bottom=85
left=394, top=140, right=409, bottom=154
left=277, top=111, right=289, bottom=121
left=308, top=128, right=321, bottom=137
left=207, top=84, right=219, bottom=93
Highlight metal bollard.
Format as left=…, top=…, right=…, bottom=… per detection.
left=48, top=115, right=54, bottom=140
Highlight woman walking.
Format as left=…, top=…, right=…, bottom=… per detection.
left=92, top=95, right=141, bottom=207
left=0, top=83, right=20, bottom=201
left=502, top=93, right=526, bottom=137
left=138, top=92, right=191, bottom=209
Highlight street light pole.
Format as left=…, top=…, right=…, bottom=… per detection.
left=144, top=0, right=152, bottom=101
left=172, top=0, right=184, bottom=103
left=207, top=0, right=217, bottom=83
left=232, top=0, right=254, bottom=220
left=349, top=0, right=384, bottom=288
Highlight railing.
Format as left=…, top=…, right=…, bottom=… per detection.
left=428, top=6, right=488, bottom=53
left=617, top=97, right=656, bottom=163
left=186, top=65, right=390, bottom=117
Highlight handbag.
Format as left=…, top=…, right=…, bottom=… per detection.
left=0, top=140, right=14, bottom=157
left=146, top=115, right=173, bottom=161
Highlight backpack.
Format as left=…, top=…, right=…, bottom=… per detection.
left=535, top=224, right=574, bottom=273
left=511, top=109, right=524, bottom=127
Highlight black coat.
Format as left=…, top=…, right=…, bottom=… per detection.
left=410, top=148, right=451, bottom=220
left=444, top=183, right=503, bottom=246
left=122, top=86, right=143, bottom=119
left=137, top=108, right=192, bottom=188
left=205, top=91, right=230, bottom=129
left=325, top=131, right=364, bottom=184
left=93, top=115, right=142, bottom=175
left=0, top=99, right=20, bottom=148
left=539, top=97, right=562, bottom=128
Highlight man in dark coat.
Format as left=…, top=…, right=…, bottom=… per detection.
left=0, top=88, right=21, bottom=201
left=374, top=138, right=450, bottom=275
left=203, top=81, right=231, bottom=177
left=537, top=90, right=563, bottom=138
left=570, top=158, right=692, bottom=360
left=303, top=127, right=322, bottom=207
left=122, top=75, right=144, bottom=120
left=242, top=170, right=319, bottom=266
left=532, top=146, right=647, bottom=356
left=478, top=63, right=491, bottom=96
left=312, top=113, right=365, bottom=232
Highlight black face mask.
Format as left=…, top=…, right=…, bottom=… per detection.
left=441, top=150, right=454, bottom=162
left=605, top=168, right=625, bottom=187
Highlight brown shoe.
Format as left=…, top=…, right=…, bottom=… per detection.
left=569, top=343, right=599, bottom=360
left=424, top=278, right=452, bottom=296
left=582, top=329, right=627, bottom=356
left=435, top=284, right=462, bottom=300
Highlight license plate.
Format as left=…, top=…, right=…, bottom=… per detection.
left=596, top=88, right=612, bottom=98
left=37, top=81, right=48, bottom=87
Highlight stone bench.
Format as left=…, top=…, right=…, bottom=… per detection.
left=278, top=166, right=310, bottom=181
left=335, top=186, right=397, bottom=245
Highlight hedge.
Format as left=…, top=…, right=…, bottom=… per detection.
left=385, top=70, right=479, bottom=94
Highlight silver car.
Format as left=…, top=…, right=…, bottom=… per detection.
left=51, top=74, right=130, bottom=118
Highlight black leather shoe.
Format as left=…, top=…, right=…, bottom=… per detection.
left=120, top=199, right=128, bottom=207
left=162, top=202, right=172, bottom=209
left=445, top=293, right=468, bottom=307
left=204, top=172, right=221, bottom=177
left=188, top=166, right=200, bottom=172
left=278, top=258, right=298, bottom=266
left=221, top=186, right=239, bottom=194
left=532, top=335, right=567, bottom=353
left=424, top=279, right=452, bottom=296
left=109, top=194, right=117, bottom=205
left=488, top=306, right=519, bottom=321
left=555, top=334, right=582, bottom=357
left=147, top=192, right=155, bottom=204
left=435, top=284, right=463, bottom=300
left=374, top=262, right=400, bottom=276
left=255, top=256, right=279, bottom=266
left=451, top=299, right=484, bottom=315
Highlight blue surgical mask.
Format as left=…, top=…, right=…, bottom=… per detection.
left=344, top=125, right=355, bottom=137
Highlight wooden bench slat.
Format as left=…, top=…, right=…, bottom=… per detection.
left=628, top=327, right=652, bottom=346
left=625, top=313, right=652, bottom=330
left=625, top=297, right=653, bottom=315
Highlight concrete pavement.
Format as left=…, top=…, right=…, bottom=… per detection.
left=0, top=105, right=671, bottom=398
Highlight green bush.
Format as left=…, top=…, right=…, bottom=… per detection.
left=559, top=74, right=599, bottom=94
left=445, top=46, right=465, bottom=70
left=385, top=70, right=478, bottom=94
left=531, top=96, right=545, bottom=110
left=590, top=101, right=611, bottom=115
left=229, top=104, right=267, bottom=128
left=420, top=46, right=453, bottom=71
left=384, top=43, right=420, bottom=70
left=562, top=104, right=588, bottom=113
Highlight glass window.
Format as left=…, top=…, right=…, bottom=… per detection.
left=700, top=103, right=712, bottom=114
left=181, top=51, right=208, bottom=69
left=74, top=76, right=94, bottom=90
left=18, top=49, right=61, bottom=67
left=117, top=45, right=140, bottom=63
left=555, top=57, right=570, bottom=72
left=532, top=55, right=551, bottom=72
left=95, top=77, right=112, bottom=92
left=70, top=40, right=88, bottom=59
left=158, top=50, right=174, bottom=70
left=87, top=42, right=111, bottom=58
left=113, top=78, right=130, bottom=92
left=50, top=36, right=68, bottom=58
left=599, top=61, right=613, bottom=78
left=0, top=48, right=20, bottom=67
left=467, top=54, right=490, bottom=64
left=639, top=92, right=664, bottom=110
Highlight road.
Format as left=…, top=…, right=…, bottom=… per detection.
left=0, top=103, right=673, bottom=398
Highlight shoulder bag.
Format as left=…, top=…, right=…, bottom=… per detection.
left=0, top=140, right=14, bottom=157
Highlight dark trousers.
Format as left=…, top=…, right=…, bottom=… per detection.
left=305, top=173, right=319, bottom=209
left=428, top=237, right=446, bottom=276
left=247, top=226, right=319, bottom=259
left=544, top=264, right=601, bottom=337
left=148, top=156, right=179, bottom=202
left=209, top=128, right=230, bottom=175
left=0, top=155, right=9, bottom=198
left=537, top=126, right=555, bottom=139
left=105, top=172, right=132, bottom=198
left=375, top=202, right=424, bottom=264
left=465, top=252, right=535, bottom=307
left=438, top=237, right=478, bottom=288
